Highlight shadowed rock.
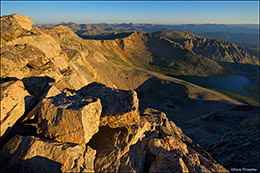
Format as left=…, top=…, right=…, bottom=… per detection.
left=0, top=135, right=96, bottom=172
left=87, top=106, right=228, bottom=172
left=88, top=118, right=150, bottom=172
left=22, top=76, right=55, bottom=97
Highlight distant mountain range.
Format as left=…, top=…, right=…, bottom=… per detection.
left=36, top=23, right=259, bottom=47
left=199, top=31, right=259, bottom=47
left=35, top=22, right=259, bottom=80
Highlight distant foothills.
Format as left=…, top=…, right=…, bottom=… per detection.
left=36, top=23, right=259, bottom=47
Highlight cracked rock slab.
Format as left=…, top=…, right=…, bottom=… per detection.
left=78, top=82, right=140, bottom=128
left=36, top=93, right=102, bottom=144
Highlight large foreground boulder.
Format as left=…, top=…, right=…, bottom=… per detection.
left=78, top=82, right=140, bottom=128
left=0, top=80, right=32, bottom=137
left=0, top=135, right=96, bottom=172
left=36, top=93, right=102, bottom=144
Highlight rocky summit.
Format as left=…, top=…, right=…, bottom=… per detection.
left=0, top=13, right=259, bottom=172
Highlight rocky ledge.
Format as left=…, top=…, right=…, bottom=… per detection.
left=0, top=82, right=228, bottom=172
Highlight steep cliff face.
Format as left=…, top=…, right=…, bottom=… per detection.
left=1, top=14, right=259, bottom=172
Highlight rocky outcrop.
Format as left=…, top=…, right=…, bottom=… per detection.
left=0, top=81, right=229, bottom=172
left=36, top=93, right=102, bottom=144
left=0, top=80, right=32, bottom=137
left=1, top=14, right=69, bottom=88
left=78, top=82, right=140, bottom=128
left=4, top=28, right=70, bottom=78
left=0, top=135, right=96, bottom=172
left=87, top=107, right=228, bottom=172
left=142, top=109, right=228, bottom=173
left=1, top=44, right=53, bottom=79
left=1, top=13, right=34, bottom=42
left=7, top=30, right=62, bottom=59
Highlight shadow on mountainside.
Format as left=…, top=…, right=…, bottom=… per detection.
left=218, top=61, right=259, bottom=81
left=135, top=77, right=260, bottom=170
left=76, top=31, right=133, bottom=40
left=135, top=77, right=239, bottom=124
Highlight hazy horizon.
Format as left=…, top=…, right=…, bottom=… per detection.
left=32, top=22, right=260, bottom=26
left=1, top=1, right=259, bottom=25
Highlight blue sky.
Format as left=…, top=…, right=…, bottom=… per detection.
left=1, top=1, right=259, bottom=24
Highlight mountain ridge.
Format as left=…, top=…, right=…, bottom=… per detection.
left=36, top=22, right=259, bottom=46
left=153, top=30, right=259, bottom=65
